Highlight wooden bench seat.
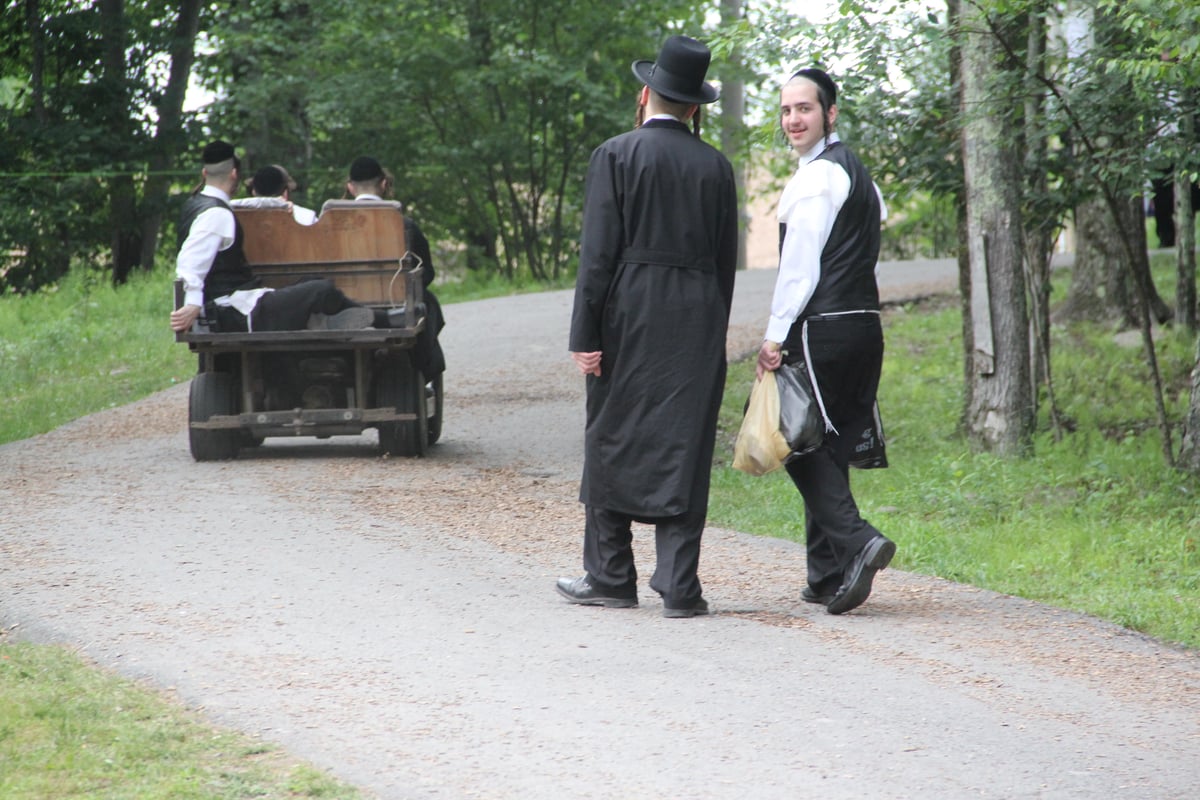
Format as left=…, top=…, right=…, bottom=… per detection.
left=233, top=201, right=419, bottom=310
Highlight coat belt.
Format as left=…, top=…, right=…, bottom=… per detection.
left=620, top=248, right=717, bottom=272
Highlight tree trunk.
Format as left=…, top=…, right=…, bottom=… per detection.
left=97, top=0, right=144, bottom=285
left=138, top=0, right=203, bottom=272
left=1022, top=7, right=1059, bottom=432
left=1121, top=194, right=1173, bottom=325
left=1058, top=196, right=1135, bottom=325
left=947, top=0, right=974, bottom=432
left=1176, top=100, right=1197, bottom=332
left=720, top=0, right=747, bottom=271
left=960, top=3, right=1034, bottom=456
left=1178, top=340, right=1200, bottom=473
left=26, top=0, right=46, bottom=125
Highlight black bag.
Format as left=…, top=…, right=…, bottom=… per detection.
left=777, top=361, right=823, bottom=460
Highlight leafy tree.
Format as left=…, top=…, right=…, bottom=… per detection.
left=0, top=0, right=202, bottom=293
left=1097, top=0, right=1200, bottom=470
left=199, top=0, right=706, bottom=281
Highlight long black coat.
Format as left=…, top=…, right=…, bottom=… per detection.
left=569, top=118, right=738, bottom=517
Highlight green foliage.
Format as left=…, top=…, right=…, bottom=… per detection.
left=711, top=296, right=1199, bottom=649
left=879, top=191, right=958, bottom=259
left=0, top=1, right=207, bottom=293
left=0, top=641, right=361, bottom=798
left=1098, top=0, right=1200, bottom=189
left=0, top=261, right=195, bottom=444
left=198, top=0, right=706, bottom=282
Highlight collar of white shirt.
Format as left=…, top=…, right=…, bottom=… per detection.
left=200, top=184, right=232, bottom=203
left=797, top=132, right=841, bottom=167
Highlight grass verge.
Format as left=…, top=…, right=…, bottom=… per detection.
left=0, top=637, right=361, bottom=799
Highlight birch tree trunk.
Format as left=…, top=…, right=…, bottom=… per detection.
left=960, top=3, right=1034, bottom=456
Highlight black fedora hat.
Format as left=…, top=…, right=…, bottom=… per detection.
left=631, top=35, right=719, bottom=105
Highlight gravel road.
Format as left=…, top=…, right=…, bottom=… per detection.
left=2, top=261, right=1198, bottom=799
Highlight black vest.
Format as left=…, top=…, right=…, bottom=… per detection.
left=177, top=193, right=256, bottom=304
left=778, top=141, right=881, bottom=334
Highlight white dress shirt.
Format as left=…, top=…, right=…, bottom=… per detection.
left=231, top=195, right=317, bottom=225
left=176, top=185, right=273, bottom=322
left=764, top=134, right=887, bottom=344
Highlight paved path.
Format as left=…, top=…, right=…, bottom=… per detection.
left=2, top=258, right=1198, bottom=800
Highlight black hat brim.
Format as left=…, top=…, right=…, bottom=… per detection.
left=631, top=60, right=720, bottom=105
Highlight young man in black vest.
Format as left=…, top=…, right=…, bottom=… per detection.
left=169, top=140, right=375, bottom=334
left=756, top=68, right=895, bottom=615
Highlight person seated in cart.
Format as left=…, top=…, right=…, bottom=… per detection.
left=169, top=140, right=385, bottom=334
left=231, top=164, right=317, bottom=225
left=338, top=155, right=446, bottom=378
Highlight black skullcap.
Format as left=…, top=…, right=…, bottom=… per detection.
left=349, top=156, right=384, bottom=182
left=791, top=68, right=837, bottom=106
left=251, top=165, right=288, bottom=197
left=202, top=140, right=236, bottom=165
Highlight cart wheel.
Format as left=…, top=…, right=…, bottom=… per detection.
left=240, top=431, right=265, bottom=448
left=374, top=354, right=428, bottom=457
left=189, top=372, right=240, bottom=461
left=426, top=372, right=444, bottom=446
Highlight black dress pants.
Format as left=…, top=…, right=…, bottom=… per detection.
left=211, top=278, right=360, bottom=333
left=782, top=313, right=885, bottom=595
left=249, top=278, right=360, bottom=331
left=785, top=442, right=881, bottom=595
left=583, top=506, right=706, bottom=607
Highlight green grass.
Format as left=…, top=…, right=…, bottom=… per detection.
left=0, top=266, right=198, bottom=444
left=0, top=640, right=362, bottom=799
left=710, top=293, right=1200, bottom=650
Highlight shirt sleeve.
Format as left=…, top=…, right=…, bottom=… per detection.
left=176, top=206, right=236, bottom=307
left=764, top=159, right=850, bottom=344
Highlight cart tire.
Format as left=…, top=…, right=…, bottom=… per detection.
left=189, top=372, right=240, bottom=461
left=426, top=372, right=444, bottom=446
left=375, top=354, right=428, bottom=457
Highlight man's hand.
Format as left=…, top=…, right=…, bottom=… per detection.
left=756, top=340, right=782, bottom=379
left=170, top=304, right=202, bottom=333
left=571, top=350, right=602, bottom=377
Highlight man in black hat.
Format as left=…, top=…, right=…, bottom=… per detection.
left=341, top=155, right=445, bottom=378
left=556, top=35, right=738, bottom=618
left=170, top=140, right=376, bottom=333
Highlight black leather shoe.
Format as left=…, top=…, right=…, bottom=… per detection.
left=801, top=586, right=835, bottom=606
left=662, top=597, right=710, bottom=618
left=826, top=535, right=896, bottom=616
left=556, top=575, right=638, bottom=608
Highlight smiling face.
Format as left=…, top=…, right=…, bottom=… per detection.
left=780, top=77, right=837, bottom=153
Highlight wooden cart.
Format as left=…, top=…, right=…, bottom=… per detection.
left=174, top=201, right=442, bottom=460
